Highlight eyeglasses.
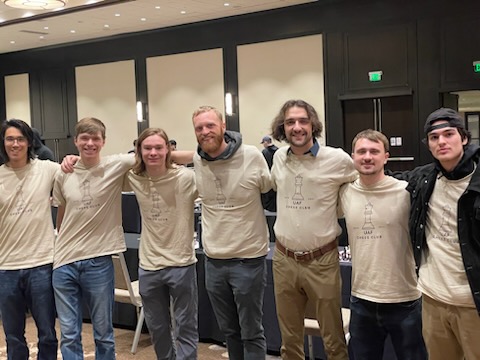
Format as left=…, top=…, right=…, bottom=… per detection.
left=284, top=117, right=310, bottom=127
left=5, top=136, right=27, bottom=144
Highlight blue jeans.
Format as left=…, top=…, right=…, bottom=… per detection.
left=0, top=264, right=58, bottom=360
left=139, top=264, right=198, bottom=360
left=349, top=296, right=427, bottom=360
left=205, top=256, right=267, bottom=360
left=52, top=256, right=115, bottom=360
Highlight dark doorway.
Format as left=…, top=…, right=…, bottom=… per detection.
left=343, top=95, right=416, bottom=171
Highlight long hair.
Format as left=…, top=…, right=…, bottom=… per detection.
left=271, top=99, right=323, bottom=142
left=132, top=128, right=173, bottom=175
left=0, top=119, right=35, bottom=163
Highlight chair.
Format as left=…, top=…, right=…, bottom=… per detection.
left=304, top=301, right=351, bottom=360
left=112, top=253, right=145, bottom=354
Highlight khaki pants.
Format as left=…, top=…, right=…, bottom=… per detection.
left=273, top=247, right=348, bottom=360
left=422, top=294, right=480, bottom=360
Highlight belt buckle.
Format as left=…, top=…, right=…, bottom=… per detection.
left=294, top=251, right=306, bottom=261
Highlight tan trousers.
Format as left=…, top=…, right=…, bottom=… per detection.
left=422, top=294, right=480, bottom=360
left=273, top=247, right=348, bottom=360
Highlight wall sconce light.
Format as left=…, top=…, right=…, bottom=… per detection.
left=136, top=101, right=144, bottom=122
left=225, top=92, right=233, bottom=116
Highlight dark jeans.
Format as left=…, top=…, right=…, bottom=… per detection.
left=205, top=256, right=267, bottom=360
left=349, top=296, right=427, bottom=360
left=0, top=264, right=58, bottom=360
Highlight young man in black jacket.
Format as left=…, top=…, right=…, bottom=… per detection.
left=400, top=107, right=480, bottom=360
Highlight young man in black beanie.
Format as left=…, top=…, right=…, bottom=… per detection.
left=400, top=107, right=480, bottom=360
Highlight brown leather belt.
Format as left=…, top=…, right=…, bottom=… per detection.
left=276, top=239, right=337, bottom=261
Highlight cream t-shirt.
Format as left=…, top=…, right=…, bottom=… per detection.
left=125, top=166, right=198, bottom=270
left=193, top=144, right=271, bottom=259
left=419, top=172, right=475, bottom=308
left=53, top=154, right=134, bottom=269
left=272, top=145, right=357, bottom=250
left=339, top=176, right=420, bottom=303
left=0, top=159, right=60, bottom=269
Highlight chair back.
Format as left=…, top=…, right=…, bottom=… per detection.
left=112, top=253, right=140, bottom=307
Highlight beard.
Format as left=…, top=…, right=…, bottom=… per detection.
left=198, top=132, right=224, bottom=156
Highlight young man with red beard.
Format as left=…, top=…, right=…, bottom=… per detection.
left=191, top=106, right=271, bottom=360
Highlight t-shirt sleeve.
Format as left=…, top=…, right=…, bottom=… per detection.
left=52, top=173, right=66, bottom=207
left=254, top=150, right=272, bottom=194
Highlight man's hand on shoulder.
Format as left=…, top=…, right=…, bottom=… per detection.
left=61, top=155, right=80, bottom=173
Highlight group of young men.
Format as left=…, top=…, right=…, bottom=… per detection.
left=0, top=100, right=479, bottom=360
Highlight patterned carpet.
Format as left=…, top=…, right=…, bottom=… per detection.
left=0, top=316, right=281, bottom=359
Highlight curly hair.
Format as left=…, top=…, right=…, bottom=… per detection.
left=270, top=100, right=323, bottom=142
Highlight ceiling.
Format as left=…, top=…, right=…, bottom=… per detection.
left=0, top=0, right=316, bottom=54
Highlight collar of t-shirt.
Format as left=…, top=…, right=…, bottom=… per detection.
left=287, top=138, right=319, bottom=157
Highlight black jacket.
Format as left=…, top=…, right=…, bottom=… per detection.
left=400, top=146, right=480, bottom=315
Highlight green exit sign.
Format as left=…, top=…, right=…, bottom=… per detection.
left=368, top=71, right=383, bottom=82
left=474, top=61, right=480, bottom=73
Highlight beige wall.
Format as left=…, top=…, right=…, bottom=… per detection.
left=4, top=73, right=31, bottom=125
left=237, top=34, right=325, bottom=148
left=3, top=36, right=326, bottom=154
left=75, top=60, right=137, bottom=155
left=146, top=49, right=224, bottom=151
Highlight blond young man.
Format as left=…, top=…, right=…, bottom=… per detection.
left=124, top=128, right=198, bottom=359
left=53, top=117, right=135, bottom=360
left=270, top=99, right=356, bottom=360
left=0, top=119, right=59, bottom=359
left=338, top=129, right=426, bottom=360
left=192, top=106, right=271, bottom=360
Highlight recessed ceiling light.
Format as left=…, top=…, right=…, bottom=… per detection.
left=115, top=13, right=120, bottom=17
left=224, top=2, right=230, bottom=6
left=180, top=10, right=186, bottom=14
left=44, top=26, right=49, bottom=30
left=39, top=36, right=44, bottom=39
left=140, top=18, right=146, bottom=21
left=104, top=24, right=109, bottom=28
left=70, top=30, right=76, bottom=33
left=155, top=6, right=160, bottom=9
left=10, top=40, right=15, bottom=44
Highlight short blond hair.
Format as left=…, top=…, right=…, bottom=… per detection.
left=192, top=106, right=224, bottom=122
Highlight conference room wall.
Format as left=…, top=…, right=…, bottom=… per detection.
left=237, top=34, right=324, bottom=148
left=75, top=60, right=137, bottom=155
left=146, top=48, right=224, bottom=151
left=4, top=74, right=31, bottom=125
left=1, top=0, right=480, bottom=162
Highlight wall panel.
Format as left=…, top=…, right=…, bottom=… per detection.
left=146, top=49, right=224, bottom=151
left=5, top=73, right=30, bottom=124
left=237, top=35, right=324, bottom=148
left=75, top=60, right=137, bottom=155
